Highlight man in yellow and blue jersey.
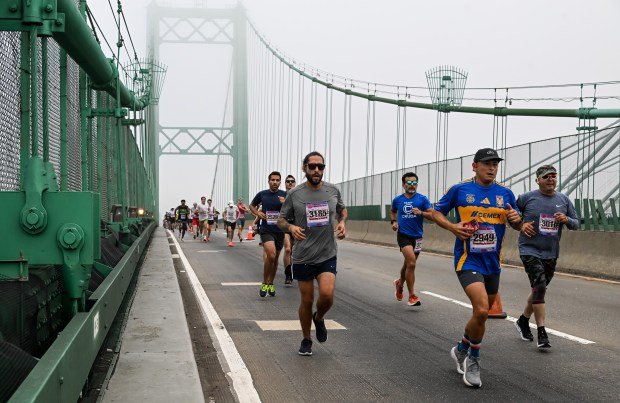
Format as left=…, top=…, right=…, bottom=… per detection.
left=432, top=148, right=522, bottom=388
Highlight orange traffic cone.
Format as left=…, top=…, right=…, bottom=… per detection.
left=246, top=226, right=254, bottom=240
left=488, top=293, right=507, bottom=319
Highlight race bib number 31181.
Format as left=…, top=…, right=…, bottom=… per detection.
left=306, top=201, right=330, bottom=227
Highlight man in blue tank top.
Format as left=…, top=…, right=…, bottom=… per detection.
left=390, top=172, right=433, bottom=306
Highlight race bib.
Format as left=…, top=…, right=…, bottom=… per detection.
left=539, top=213, right=559, bottom=236
left=414, top=238, right=423, bottom=253
left=227, top=211, right=236, bottom=221
left=265, top=210, right=279, bottom=225
left=470, top=225, right=497, bottom=253
left=306, top=201, right=330, bottom=227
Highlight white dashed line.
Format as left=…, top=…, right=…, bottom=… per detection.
left=421, top=291, right=595, bottom=345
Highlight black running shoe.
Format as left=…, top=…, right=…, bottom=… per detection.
left=284, top=265, right=293, bottom=285
left=537, top=327, right=551, bottom=349
left=515, top=315, right=534, bottom=341
left=298, top=338, right=312, bottom=356
left=313, top=312, right=328, bottom=343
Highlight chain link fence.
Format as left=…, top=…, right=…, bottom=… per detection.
left=336, top=121, right=620, bottom=219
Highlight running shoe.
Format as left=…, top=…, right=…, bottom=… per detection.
left=284, top=276, right=293, bottom=285
left=298, top=338, right=312, bottom=356
left=285, top=266, right=293, bottom=285
left=228, top=241, right=234, bottom=247
left=259, top=283, right=268, bottom=298
left=450, top=345, right=468, bottom=374
left=313, top=312, right=328, bottom=343
left=537, top=328, right=551, bottom=349
left=202, top=236, right=207, bottom=242
left=515, top=316, right=534, bottom=341
left=407, top=294, right=421, bottom=306
left=463, top=355, right=482, bottom=388
left=267, top=284, right=276, bottom=297
left=393, top=279, right=404, bottom=301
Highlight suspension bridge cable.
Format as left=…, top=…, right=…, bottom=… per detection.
left=403, top=106, right=408, bottom=170
left=347, top=92, right=352, bottom=181
left=342, top=93, right=348, bottom=182
left=210, top=55, right=234, bottom=200
left=396, top=106, right=401, bottom=171
left=328, top=88, right=334, bottom=181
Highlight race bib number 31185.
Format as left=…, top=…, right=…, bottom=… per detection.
left=306, top=201, right=330, bottom=227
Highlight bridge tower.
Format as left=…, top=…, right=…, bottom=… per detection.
left=147, top=2, right=249, bottom=206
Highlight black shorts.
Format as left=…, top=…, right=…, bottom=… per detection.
left=260, top=231, right=285, bottom=251
left=520, top=255, right=557, bottom=287
left=456, top=270, right=500, bottom=295
left=226, top=221, right=237, bottom=231
left=396, top=232, right=422, bottom=255
left=207, top=219, right=214, bottom=225
left=292, top=256, right=337, bottom=281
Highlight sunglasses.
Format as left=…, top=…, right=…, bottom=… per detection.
left=285, top=180, right=296, bottom=183
left=306, top=163, right=326, bottom=171
left=405, top=180, right=418, bottom=185
left=540, top=174, right=557, bottom=180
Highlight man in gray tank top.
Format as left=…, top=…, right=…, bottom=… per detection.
left=514, top=165, right=579, bottom=349
left=278, top=151, right=347, bottom=356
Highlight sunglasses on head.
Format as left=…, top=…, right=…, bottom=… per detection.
left=540, top=173, right=557, bottom=180
left=285, top=180, right=296, bottom=183
left=306, top=163, right=325, bottom=171
left=405, top=180, right=418, bottom=185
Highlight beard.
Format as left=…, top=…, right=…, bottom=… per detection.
left=305, top=171, right=323, bottom=185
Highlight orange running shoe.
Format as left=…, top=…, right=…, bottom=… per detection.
left=393, top=279, right=404, bottom=301
left=228, top=241, right=234, bottom=247
left=407, top=294, right=421, bottom=306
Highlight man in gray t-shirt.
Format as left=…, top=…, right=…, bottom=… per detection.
left=513, top=165, right=579, bottom=349
left=278, top=151, right=347, bottom=356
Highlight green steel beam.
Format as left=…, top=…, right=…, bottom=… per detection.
left=250, top=23, right=620, bottom=119
left=233, top=5, right=249, bottom=202
left=9, top=222, right=155, bottom=403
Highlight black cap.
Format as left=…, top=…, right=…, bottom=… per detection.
left=473, top=148, right=503, bottom=163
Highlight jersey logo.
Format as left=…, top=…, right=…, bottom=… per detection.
left=470, top=211, right=501, bottom=219
left=481, top=197, right=491, bottom=205
left=496, top=195, right=504, bottom=207
left=466, top=194, right=475, bottom=203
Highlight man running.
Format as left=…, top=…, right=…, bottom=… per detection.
left=390, top=172, right=433, bottom=306
left=236, top=197, right=248, bottom=242
left=203, top=198, right=216, bottom=242
left=432, top=148, right=522, bottom=388
left=514, top=165, right=579, bottom=349
left=223, top=200, right=239, bottom=247
left=197, top=196, right=209, bottom=239
left=283, top=174, right=297, bottom=285
left=174, top=200, right=192, bottom=242
left=250, top=172, right=287, bottom=297
left=191, top=202, right=199, bottom=239
left=278, top=152, right=347, bottom=356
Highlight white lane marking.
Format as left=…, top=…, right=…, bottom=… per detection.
left=171, top=254, right=180, bottom=258
left=168, top=230, right=261, bottom=402
left=254, top=320, right=347, bottom=331
left=421, top=291, right=595, bottom=345
left=197, top=250, right=225, bottom=253
left=222, top=282, right=262, bottom=286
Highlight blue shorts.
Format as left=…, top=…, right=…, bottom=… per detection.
left=292, top=256, right=337, bottom=281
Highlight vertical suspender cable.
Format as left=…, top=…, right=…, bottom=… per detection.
left=402, top=106, right=407, bottom=170
left=327, top=87, right=333, bottom=181
left=395, top=106, right=401, bottom=171
left=309, top=81, right=314, bottom=150
left=365, top=99, right=371, bottom=204
left=342, top=93, right=348, bottom=183
left=313, top=81, right=318, bottom=151
left=347, top=91, right=352, bottom=181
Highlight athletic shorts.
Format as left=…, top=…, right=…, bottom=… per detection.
left=192, top=218, right=199, bottom=226
left=237, top=217, right=246, bottom=227
left=292, top=256, right=337, bottom=281
left=207, top=219, right=214, bottom=225
left=260, top=231, right=284, bottom=251
left=396, top=232, right=422, bottom=255
left=520, top=255, right=556, bottom=287
left=226, top=221, right=237, bottom=231
left=456, top=270, right=500, bottom=295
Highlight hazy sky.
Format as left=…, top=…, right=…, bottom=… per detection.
left=87, top=0, right=620, bottom=215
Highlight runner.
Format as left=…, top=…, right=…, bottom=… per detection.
left=278, top=151, right=347, bottom=356
left=514, top=165, right=579, bottom=349
left=203, top=198, right=216, bottom=242
left=236, top=197, right=248, bottom=242
left=390, top=172, right=433, bottom=306
left=432, top=148, right=522, bottom=388
left=283, top=175, right=297, bottom=285
left=191, top=202, right=199, bottom=239
left=174, top=199, right=192, bottom=242
left=250, top=172, right=287, bottom=297
left=223, top=200, right=239, bottom=247
left=197, top=196, right=209, bottom=239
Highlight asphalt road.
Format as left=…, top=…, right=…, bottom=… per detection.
left=176, top=229, right=620, bottom=402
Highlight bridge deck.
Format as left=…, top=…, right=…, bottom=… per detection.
left=103, top=227, right=620, bottom=401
